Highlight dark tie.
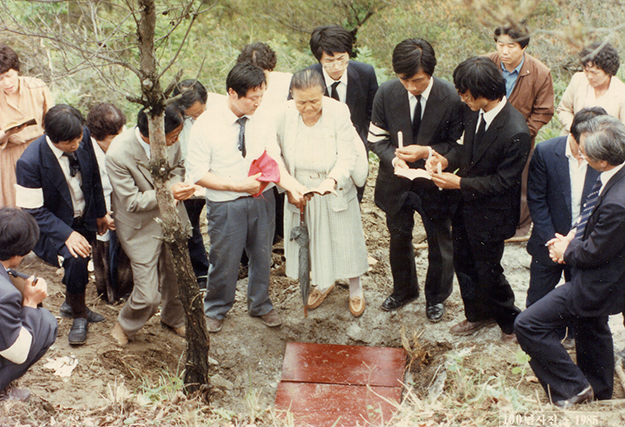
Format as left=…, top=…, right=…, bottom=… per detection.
left=330, top=81, right=340, bottom=101
left=574, top=177, right=602, bottom=240
left=473, top=113, right=486, bottom=158
left=412, top=95, right=422, bottom=139
left=63, top=152, right=80, bottom=177
left=236, top=117, right=248, bottom=158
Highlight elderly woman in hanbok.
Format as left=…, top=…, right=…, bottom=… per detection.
left=276, top=69, right=368, bottom=316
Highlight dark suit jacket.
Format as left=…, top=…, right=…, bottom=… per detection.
left=15, top=128, right=106, bottom=266
left=527, top=136, right=600, bottom=259
left=368, top=77, right=464, bottom=216
left=309, top=60, right=378, bottom=142
left=564, top=165, right=625, bottom=316
left=446, top=101, right=531, bottom=242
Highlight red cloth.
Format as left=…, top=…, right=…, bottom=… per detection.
left=248, top=150, right=281, bottom=198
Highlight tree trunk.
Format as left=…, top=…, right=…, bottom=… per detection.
left=138, top=0, right=209, bottom=397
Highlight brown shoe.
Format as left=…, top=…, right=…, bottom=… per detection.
left=260, top=309, right=282, bottom=328
left=450, top=319, right=496, bottom=336
left=349, top=295, right=365, bottom=317
left=307, top=284, right=334, bottom=310
left=162, top=322, right=185, bottom=337
left=205, top=316, right=224, bottom=333
left=0, top=386, right=30, bottom=402
left=111, top=321, right=129, bottom=347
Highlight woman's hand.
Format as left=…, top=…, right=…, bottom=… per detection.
left=317, top=177, right=337, bottom=195
left=287, top=181, right=311, bottom=210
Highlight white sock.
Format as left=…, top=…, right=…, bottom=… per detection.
left=349, top=277, right=363, bottom=299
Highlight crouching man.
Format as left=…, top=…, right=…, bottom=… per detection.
left=0, top=207, right=57, bottom=401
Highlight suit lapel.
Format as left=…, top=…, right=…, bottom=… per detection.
left=394, top=84, right=414, bottom=144
left=345, top=63, right=363, bottom=108
left=554, top=138, right=572, bottom=217
left=132, top=137, right=155, bottom=187
left=417, top=78, right=448, bottom=146
left=40, top=140, right=73, bottom=212
left=463, top=111, right=479, bottom=166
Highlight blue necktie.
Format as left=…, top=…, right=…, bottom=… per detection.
left=574, top=177, right=602, bottom=240
left=236, top=117, right=248, bottom=158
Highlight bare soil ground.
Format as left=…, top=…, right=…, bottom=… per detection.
left=2, top=168, right=625, bottom=426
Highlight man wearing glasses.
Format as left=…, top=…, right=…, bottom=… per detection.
left=308, top=25, right=378, bottom=201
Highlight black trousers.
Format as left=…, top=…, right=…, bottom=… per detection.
left=386, top=187, right=454, bottom=305
left=515, top=283, right=614, bottom=401
left=183, top=198, right=209, bottom=279
left=452, top=206, right=520, bottom=334
left=59, top=218, right=95, bottom=295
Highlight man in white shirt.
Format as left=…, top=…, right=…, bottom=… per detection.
left=187, top=62, right=307, bottom=333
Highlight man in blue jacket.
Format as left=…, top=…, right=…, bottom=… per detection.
left=16, top=105, right=108, bottom=345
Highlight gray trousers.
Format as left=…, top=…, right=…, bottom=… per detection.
left=204, top=191, right=275, bottom=319
left=0, top=308, right=58, bottom=390
left=118, top=244, right=184, bottom=337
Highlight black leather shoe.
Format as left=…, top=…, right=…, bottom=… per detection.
left=381, top=294, right=418, bottom=311
left=426, top=303, right=445, bottom=322
left=68, top=318, right=89, bottom=345
left=60, top=301, right=105, bottom=323
left=554, top=385, right=594, bottom=409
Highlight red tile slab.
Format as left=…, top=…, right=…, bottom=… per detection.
left=280, top=342, right=406, bottom=387
left=275, top=381, right=401, bottom=427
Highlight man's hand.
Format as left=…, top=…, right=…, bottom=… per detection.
left=431, top=172, right=461, bottom=190
left=65, top=231, right=91, bottom=258
left=22, top=277, right=47, bottom=308
left=393, top=157, right=409, bottom=172
left=395, top=145, right=430, bottom=163
left=425, top=150, right=448, bottom=174
left=547, top=231, right=574, bottom=264
left=171, top=182, right=196, bottom=201
left=235, top=172, right=263, bottom=195
left=96, top=213, right=115, bottom=235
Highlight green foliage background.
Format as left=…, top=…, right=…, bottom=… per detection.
left=1, top=0, right=625, bottom=144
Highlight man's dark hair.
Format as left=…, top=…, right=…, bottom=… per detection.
left=579, top=42, right=621, bottom=77
left=392, top=38, right=436, bottom=78
left=44, top=105, right=85, bottom=143
left=87, top=103, right=127, bottom=141
left=172, top=79, right=208, bottom=111
left=237, top=42, right=277, bottom=71
left=570, top=106, right=607, bottom=144
left=578, top=115, right=625, bottom=165
left=494, top=24, right=530, bottom=49
left=0, top=43, right=20, bottom=74
left=226, top=62, right=266, bottom=98
left=310, top=25, right=354, bottom=62
left=137, top=104, right=184, bottom=139
left=453, top=56, right=506, bottom=101
left=0, top=207, right=39, bottom=261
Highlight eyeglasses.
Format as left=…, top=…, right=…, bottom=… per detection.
left=321, top=56, right=349, bottom=70
left=458, top=92, right=474, bottom=102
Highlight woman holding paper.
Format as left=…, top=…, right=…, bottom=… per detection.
left=0, top=44, right=54, bottom=207
left=276, top=69, right=368, bottom=316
